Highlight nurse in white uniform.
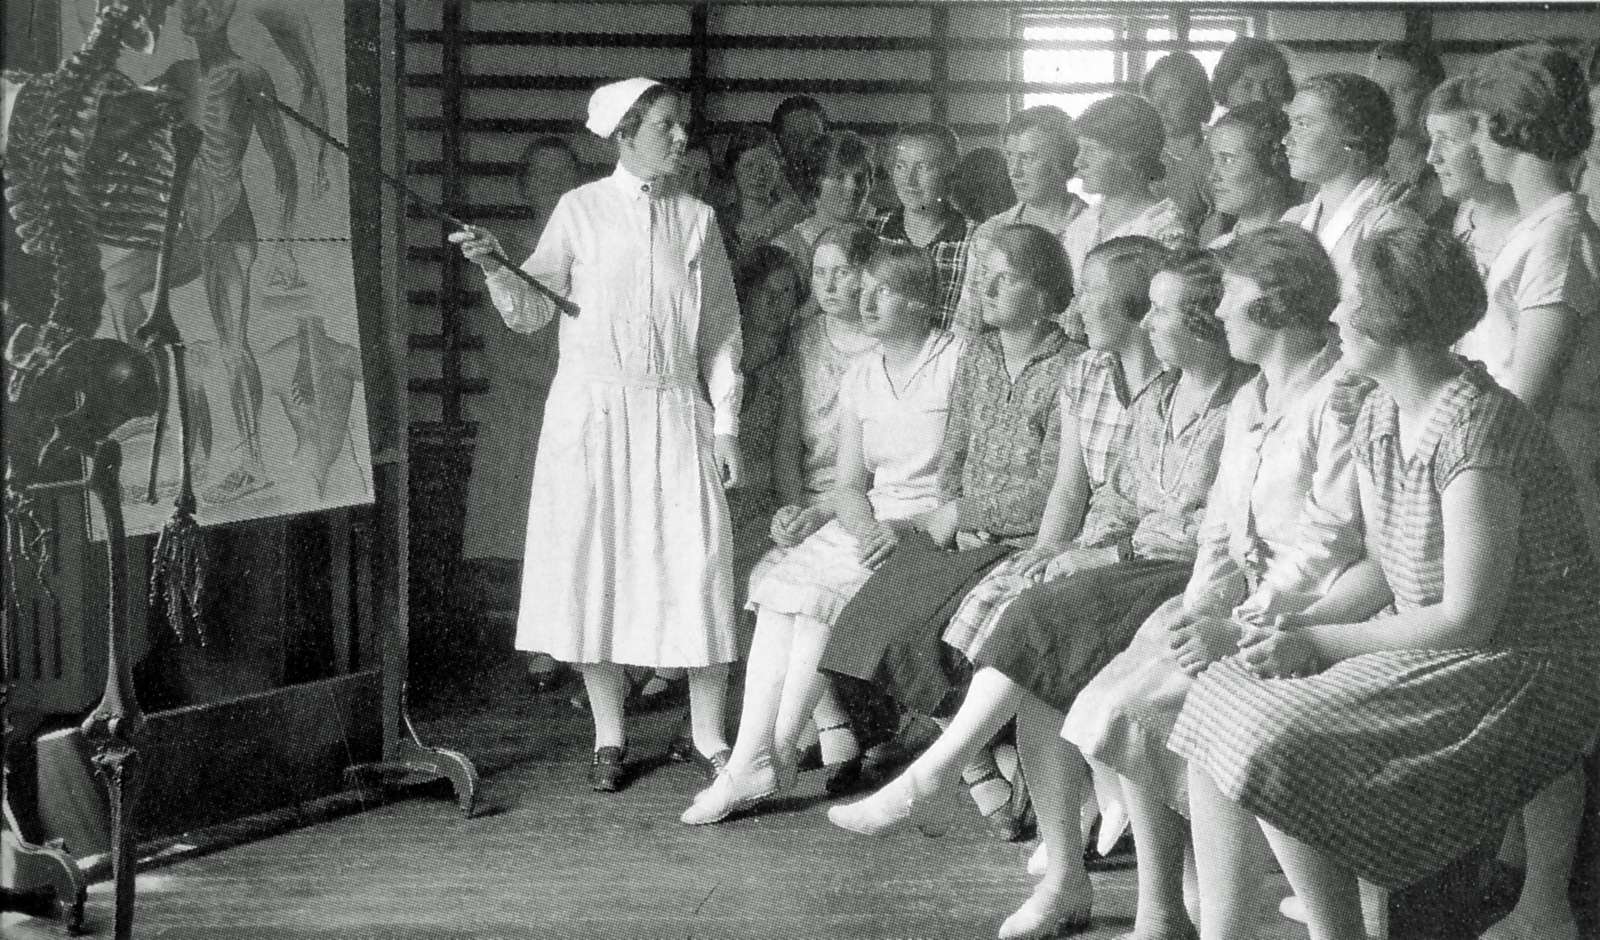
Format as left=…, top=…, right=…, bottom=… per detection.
left=454, top=78, right=743, bottom=793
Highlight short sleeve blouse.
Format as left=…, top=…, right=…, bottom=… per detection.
left=1354, top=367, right=1600, bottom=652
left=1458, top=193, right=1600, bottom=413
left=838, top=331, right=966, bottom=521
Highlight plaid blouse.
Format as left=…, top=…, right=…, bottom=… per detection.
left=937, top=327, right=1084, bottom=540
left=1066, top=350, right=1175, bottom=549
left=1355, top=365, right=1600, bottom=649
left=872, top=204, right=977, bottom=333
left=1098, top=365, right=1254, bottom=564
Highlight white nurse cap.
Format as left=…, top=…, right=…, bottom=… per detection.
left=585, top=77, right=662, bottom=138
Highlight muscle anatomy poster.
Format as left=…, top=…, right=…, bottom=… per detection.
left=61, top=0, right=373, bottom=538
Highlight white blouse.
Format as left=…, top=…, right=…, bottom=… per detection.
left=1458, top=192, right=1600, bottom=414
left=839, top=330, right=966, bottom=521
left=1182, top=346, right=1364, bottom=621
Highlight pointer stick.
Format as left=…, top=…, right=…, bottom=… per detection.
left=258, top=91, right=579, bottom=316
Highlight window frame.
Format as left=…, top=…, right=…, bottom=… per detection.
left=1010, top=6, right=1261, bottom=116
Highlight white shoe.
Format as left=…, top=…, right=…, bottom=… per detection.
left=679, top=765, right=781, bottom=826
left=1096, top=799, right=1130, bottom=856
left=1026, top=842, right=1048, bottom=876
left=827, top=771, right=955, bottom=838
left=997, top=882, right=1091, bottom=940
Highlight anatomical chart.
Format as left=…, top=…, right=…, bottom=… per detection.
left=63, top=0, right=373, bottom=538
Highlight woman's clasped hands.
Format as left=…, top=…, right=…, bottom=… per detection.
left=1237, top=614, right=1322, bottom=680
left=1168, top=610, right=1244, bottom=677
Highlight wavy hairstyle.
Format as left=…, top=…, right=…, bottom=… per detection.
left=1296, top=72, right=1398, bottom=169
left=1462, top=43, right=1593, bottom=164
left=1349, top=224, right=1487, bottom=347
left=1216, top=223, right=1341, bottom=331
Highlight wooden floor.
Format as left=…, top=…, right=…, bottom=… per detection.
left=0, top=653, right=1535, bottom=939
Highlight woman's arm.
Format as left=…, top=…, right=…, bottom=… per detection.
left=828, top=396, right=879, bottom=538
left=1029, top=407, right=1091, bottom=553
left=936, top=352, right=975, bottom=505
left=1505, top=302, right=1580, bottom=419
left=1306, top=469, right=1518, bottom=662
left=1289, top=558, right=1393, bottom=626
left=464, top=203, right=574, bottom=334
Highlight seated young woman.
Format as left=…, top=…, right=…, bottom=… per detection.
left=1061, top=223, right=1363, bottom=940
left=681, top=240, right=965, bottom=825
left=1171, top=222, right=1600, bottom=940
left=813, top=223, right=1084, bottom=836
left=759, top=224, right=881, bottom=581
left=1204, top=102, right=1300, bottom=249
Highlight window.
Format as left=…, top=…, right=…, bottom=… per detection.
left=1015, top=8, right=1256, bottom=117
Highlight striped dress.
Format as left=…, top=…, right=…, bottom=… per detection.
left=1171, top=368, right=1600, bottom=889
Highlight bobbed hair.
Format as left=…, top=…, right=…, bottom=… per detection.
left=1076, top=94, right=1168, bottom=182
left=1212, top=102, right=1298, bottom=193
left=1085, top=235, right=1169, bottom=321
left=1349, top=224, right=1487, bottom=348
left=1143, top=51, right=1215, bottom=129
left=1215, top=223, right=1341, bottom=331
left=1426, top=75, right=1474, bottom=118
left=1006, top=105, right=1079, bottom=175
left=1212, top=37, right=1295, bottom=107
left=1296, top=72, right=1398, bottom=169
left=736, top=243, right=810, bottom=309
left=987, top=223, right=1076, bottom=316
left=1462, top=43, right=1593, bottom=164
left=811, top=222, right=879, bottom=270
left=798, top=130, right=876, bottom=203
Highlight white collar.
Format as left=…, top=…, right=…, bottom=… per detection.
left=1303, top=175, right=1385, bottom=252
left=609, top=163, right=659, bottom=199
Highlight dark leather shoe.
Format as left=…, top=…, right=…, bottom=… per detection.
left=588, top=746, right=628, bottom=793
left=823, top=755, right=868, bottom=797
left=667, top=727, right=730, bottom=782
left=528, top=664, right=571, bottom=694
left=666, top=728, right=695, bottom=763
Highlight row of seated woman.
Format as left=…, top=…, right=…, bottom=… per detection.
left=682, top=43, right=1600, bottom=940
